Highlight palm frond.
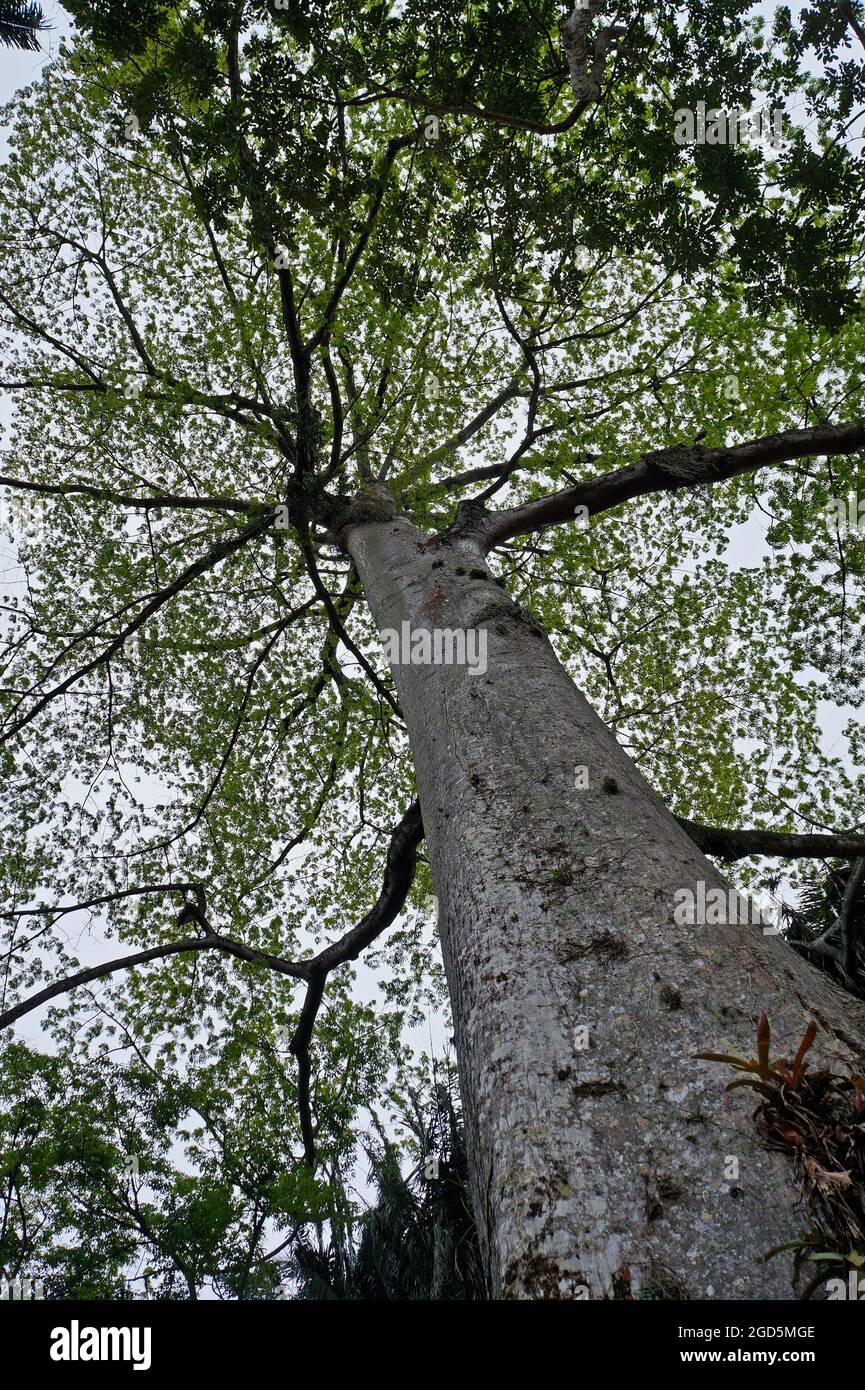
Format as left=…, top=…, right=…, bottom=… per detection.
left=286, top=1078, right=484, bottom=1299
left=0, top=2, right=47, bottom=52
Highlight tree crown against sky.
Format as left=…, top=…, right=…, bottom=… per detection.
left=1, top=0, right=865, bottom=1294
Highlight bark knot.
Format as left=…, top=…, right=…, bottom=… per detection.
left=331, top=483, right=398, bottom=549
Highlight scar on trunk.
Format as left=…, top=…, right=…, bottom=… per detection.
left=559, top=929, right=630, bottom=963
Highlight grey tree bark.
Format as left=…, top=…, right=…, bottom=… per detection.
left=345, top=509, right=865, bottom=1301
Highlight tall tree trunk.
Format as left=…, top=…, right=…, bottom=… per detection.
left=346, top=511, right=865, bottom=1301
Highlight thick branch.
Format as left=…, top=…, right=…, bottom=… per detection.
left=310, top=799, right=424, bottom=973
left=479, top=420, right=865, bottom=550
left=839, top=0, right=865, bottom=52
left=678, top=819, right=865, bottom=863
left=560, top=5, right=628, bottom=107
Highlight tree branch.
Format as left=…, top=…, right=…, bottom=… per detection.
left=1, top=801, right=425, bottom=1174
left=0, top=509, right=277, bottom=743
left=839, top=0, right=865, bottom=53
left=0, top=474, right=256, bottom=514
left=304, top=133, right=416, bottom=355
left=299, top=533, right=403, bottom=720
left=559, top=4, right=628, bottom=107
left=289, top=798, right=424, bottom=1168
left=478, top=420, right=865, bottom=550
left=841, top=856, right=865, bottom=976
left=0, top=882, right=202, bottom=924
left=677, top=819, right=865, bottom=863
left=0, top=932, right=312, bottom=1033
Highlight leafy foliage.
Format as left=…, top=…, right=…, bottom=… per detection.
left=0, top=1034, right=475, bottom=1299
left=0, top=1036, right=337, bottom=1297
left=0, top=2, right=863, bottom=1292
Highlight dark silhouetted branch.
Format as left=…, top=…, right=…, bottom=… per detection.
left=0, top=932, right=312, bottom=1032
left=677, top=819, right=865, bottom=863
left=290, top=798, right=424, bottom=1167
left=1, top=802, right=426, bottom=1175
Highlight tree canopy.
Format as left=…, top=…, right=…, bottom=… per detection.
left=1, top=0, right=865, bottom=1296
